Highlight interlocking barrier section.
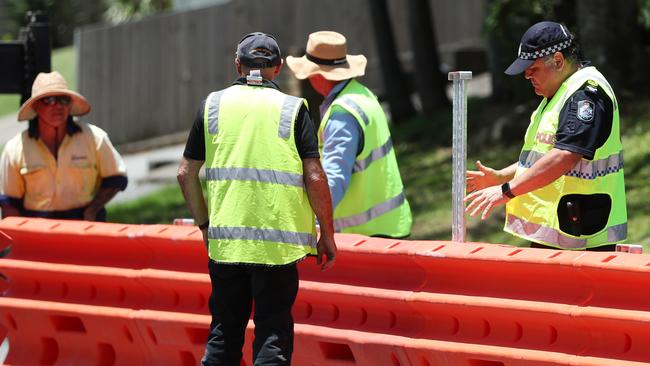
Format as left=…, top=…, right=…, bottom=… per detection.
left=1, top=217, right=650, bottom=365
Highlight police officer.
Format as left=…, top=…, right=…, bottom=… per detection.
left=177, top=32, right=336, bottom=365
left=286, top=31, right=412, bottom=238
left=465, top=21, right=626, bottom=250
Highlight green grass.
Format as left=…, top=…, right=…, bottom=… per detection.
left=107, top=185, right=191, bottom=224
left=0, top=46, right=76, bottom=117
left=106, top=97, right=650, bottom=250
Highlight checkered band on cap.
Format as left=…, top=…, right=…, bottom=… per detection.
left=518, top=39, right=572, bottom=60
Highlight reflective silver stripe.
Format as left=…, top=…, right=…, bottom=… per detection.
left=518, top=150, right=624, bottom=180
left=334, top=191, right=406, bottom=230
left=206, top=167, right=304, bottom=187
left=279, top=96, right=302, bottom=139
left=338, top=96, right=369, bottom=126
left=506, top=213, right=627, bottom=249
left=207, top=91, right=225, bottom=134
left=353, top=139, right=393, bottom=173
left=608, top=223, right=627, bottom=242
left=208, top=226, right=316, bottom=247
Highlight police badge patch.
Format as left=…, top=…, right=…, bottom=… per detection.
left=577, top=100, right=594, bottom=122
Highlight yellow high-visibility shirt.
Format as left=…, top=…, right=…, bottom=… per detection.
left=0, top=122, right=126, bottom=212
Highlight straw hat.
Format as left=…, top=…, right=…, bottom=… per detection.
left=18, top=71, right=90, bottom=121
left=286, top=31, right=367, bottom=81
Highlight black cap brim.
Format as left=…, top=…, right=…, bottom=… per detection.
left=504, top=58, right=534, bottom=75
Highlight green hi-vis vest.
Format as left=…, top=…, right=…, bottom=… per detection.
left=203, top=84, right=317, bottom=265
left=505, top=66, right=627, bottom=249
left=318, top=79, right=412, bottom=237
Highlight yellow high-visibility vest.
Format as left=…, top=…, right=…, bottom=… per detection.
left=203, top=84, right=317, bottom=265
left=505, top=67, right=626, bottom=249
left=319, top=79, right=412, bottom=237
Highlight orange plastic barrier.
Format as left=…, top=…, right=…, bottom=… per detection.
left=0, top=259, right=210, bottom=313
left=0, top=218, right=206, bottom=271
left=287, top=322, right=650, bottom=366
left=0, top=297, right=147, bottom=366
left=3, top=218, right=650, bottom=365
left=0, top=228, right=10, bottom=252
left=0, top=218, right=152, bottom=268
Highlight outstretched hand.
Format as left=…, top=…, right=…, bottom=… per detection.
left=464, top=185, right=510, bottom=220
left=466, top=161, right=503, bottom=193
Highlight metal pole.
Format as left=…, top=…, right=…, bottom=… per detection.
left=448, top=71, right=472, bottom=242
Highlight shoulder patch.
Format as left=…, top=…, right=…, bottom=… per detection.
left=577, top=100, right=594, bottom=122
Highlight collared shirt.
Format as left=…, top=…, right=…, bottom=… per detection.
left=320, top=80, right=364, bottom=208
left=183, top=77, right=319, bottom=161
left=0, top=122, right=127, bottom=215
left=554, top=81, right=613, bottom=160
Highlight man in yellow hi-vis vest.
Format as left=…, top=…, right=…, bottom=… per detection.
left=465, top=21, right=626, bottom=251
left=286, top=31, right=412, bottom=238
left=177, top=32, right=337, bottom=365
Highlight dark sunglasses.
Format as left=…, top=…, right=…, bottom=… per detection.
left=40, top=96, right=71, bottom=106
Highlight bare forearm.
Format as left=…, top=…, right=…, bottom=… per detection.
left=177, top=157, right=208, bottom=224
left=83, top=187, right=121, bottom=220
left=88, top=187, right=120, bottom=211
left=303, top=158, right=335, bottom=237
left=498, top=162, right=518, bottom=182
left=509, top=149, right=582, bottom=196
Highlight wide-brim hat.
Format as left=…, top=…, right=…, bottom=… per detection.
left=18, top=71, right=90, bottom=121
left=286, top=31, right=367, bottom=81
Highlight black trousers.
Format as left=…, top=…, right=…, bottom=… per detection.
left=201, top=260, right=299, bottom=366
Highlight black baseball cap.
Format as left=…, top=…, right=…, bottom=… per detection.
left=236, top=32, right=281, bottom=69
left=505, top=21, right=574, bottom=75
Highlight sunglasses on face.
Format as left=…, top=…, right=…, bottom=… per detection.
left=40, top=96, right=71, bottom=106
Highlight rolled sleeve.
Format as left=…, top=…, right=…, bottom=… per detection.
left=90, top=125, right=128, bottom=188
left=0, top=136, right=26, bottom=204
left=321, top=109, right=362, bottom=208
left=100, top=175, right=128, bottom=190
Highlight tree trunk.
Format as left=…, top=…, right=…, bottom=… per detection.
left=406, top=0, right=448, bottom=114
left=368, top=0, right=416, bottom=123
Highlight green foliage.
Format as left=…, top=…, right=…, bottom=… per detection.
left=484, top=0, right=565, bottom=37
left=107, top=184, right=192, bottom=224
left=639, top=0, right=650, bottom=28
left=4, top=0, right=106, bottom=47
left=104, top=0, right=172, bottom=24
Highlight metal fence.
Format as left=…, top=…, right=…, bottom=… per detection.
left=75, top=0, right=486, bottom=145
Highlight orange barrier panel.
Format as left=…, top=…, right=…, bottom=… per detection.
left=0, top=259, right=151, bottom=308
left=0, top=229, right=10, bottom=252
left=0, top=259, right=210, bottom=313
left=3, top=218, right=650, bottom=365
left=0, top=218, right=207, bottom=272
left=407, top=241, right=650, bottom=310
left=0, top=217, right=152, bottom=268
left=137, top=225, right=207, bottom=272
left=295, top=323, right=650, bottom=366
left=296, top=280, right=650, bottom=363
left=0, top=297, right=147, bottom=366
left=134, top=310, right=211, bottom=366
left=137, top=269, right=210, bottom=313
left=297, top=235, right=428, bottom=290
